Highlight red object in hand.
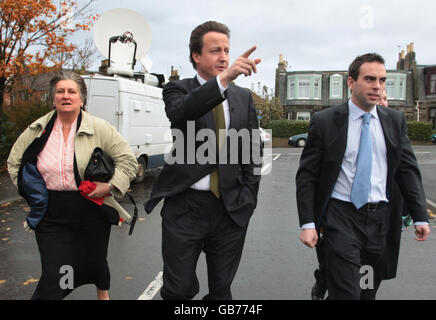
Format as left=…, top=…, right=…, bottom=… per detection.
left=79, top=180, right=105, bottom=206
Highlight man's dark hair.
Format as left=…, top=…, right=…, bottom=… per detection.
left=348, top=53, right=385, bottom=80
left=189, top=21, right=230, bottom=70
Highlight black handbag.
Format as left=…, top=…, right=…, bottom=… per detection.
left=84, top=147, right=138, bottom=236
left=84, top=147, right=114, bottom=182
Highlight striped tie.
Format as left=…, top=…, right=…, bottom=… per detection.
left=210, top=103, right=225, bottom=198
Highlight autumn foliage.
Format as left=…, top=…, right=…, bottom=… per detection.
left=0, top=0, right=97, bottom=112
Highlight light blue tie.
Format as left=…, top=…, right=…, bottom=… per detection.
left=351, top=113, right=372, bottom=209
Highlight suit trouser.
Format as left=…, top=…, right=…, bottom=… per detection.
left=160, top=188, right=248, bottom=300
left=322, top=199, right=389, bottom=300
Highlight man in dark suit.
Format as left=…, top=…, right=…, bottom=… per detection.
left=145, top=21, right=262, bottom=300
left=296, top=53, right=430, bottom=300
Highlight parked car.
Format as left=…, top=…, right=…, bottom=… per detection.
left=288, top=133, right=308, bottom=148
left=431, top=133, right=436, bottom=144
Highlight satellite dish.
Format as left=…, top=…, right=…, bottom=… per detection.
left=94, top=8, right=152, bottom=76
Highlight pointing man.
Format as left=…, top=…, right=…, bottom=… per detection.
left=145, top=21, right=262, bottom=300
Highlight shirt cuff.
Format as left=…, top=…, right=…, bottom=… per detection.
left=301, top=222, right=316, bottom=230
left=216, top=75, right=227, bottom=98
left=414, top=221, right=429, bottom=226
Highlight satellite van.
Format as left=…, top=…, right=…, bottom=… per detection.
left=83, top=8, right=172, bottom=183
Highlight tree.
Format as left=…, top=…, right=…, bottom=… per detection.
left=52, top=37, right=97, bottom=74
left=0, top=0, right=98, bottom=115
left=251, top=92, right=284, bottom=128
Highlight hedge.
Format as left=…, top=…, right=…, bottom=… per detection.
left=268, top=119, right=433, bottom=142
left=268, top=120, right=309, bottom=138
left=407, top=122, right=433, bottom=141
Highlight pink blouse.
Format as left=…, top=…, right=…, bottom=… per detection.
left=37, top=117, right=78, bottom=191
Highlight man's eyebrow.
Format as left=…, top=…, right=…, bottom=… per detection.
left=364, top=75, right=377, bottom=80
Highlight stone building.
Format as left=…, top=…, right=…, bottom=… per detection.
left=275, top=43, right=435, bottom=127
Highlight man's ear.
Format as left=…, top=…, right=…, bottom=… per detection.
left=192, top=52, right=201, bottom=65
left=347, top=76, right=354, bottom=92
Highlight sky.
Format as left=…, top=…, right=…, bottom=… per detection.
left=75, top=0, right=436, bottom=95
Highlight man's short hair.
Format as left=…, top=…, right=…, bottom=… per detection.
left=348, top=53, right=385, bottom=80
left=189, top=21, right=230, bottom=70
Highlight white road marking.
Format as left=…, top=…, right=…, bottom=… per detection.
left=261, top=163, right=271, bottom=175
left=273, top=154, right=281, bottom=161
left=138, top=271, right=163, bottom=300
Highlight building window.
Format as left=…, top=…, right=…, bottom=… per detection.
left=385, top=73, right=407, bottom=100
left=289, top=80, right=295, bottom=99
left=430, top=74, right=436, bottom=94
left=332, top=80, right=340, bottom=96
left=330, top=74, right=343, bottom=99
left=287, top=74, right=322, bottom=100
left=297, top=112, right=311, bottom=121
left=298, top=80, right=310, bottom=99
left=399, top=79, right=405, bottom=100
left=313, top=79, right=320, bottom=99
left=386, top=79, right=395, bottom=99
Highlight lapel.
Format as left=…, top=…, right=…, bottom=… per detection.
left=376, top=105, right=398, bottom=196
left=329, top=102, right=349, bottom=162
left=377, top=105, right=397, bottom=155
left=227, top=83, right=240, bottom=130
left=188, top=76, right=220, bottom=131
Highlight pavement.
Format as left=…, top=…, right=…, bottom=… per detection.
left=1, top=146, right=436, bottom=300
left=0, top=171, right=19, bottom=206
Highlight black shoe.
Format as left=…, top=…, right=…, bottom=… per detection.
left=311, top=278, right=327, bottom=300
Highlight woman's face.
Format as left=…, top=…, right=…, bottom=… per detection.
left=53, top=80, right=83, bottom=115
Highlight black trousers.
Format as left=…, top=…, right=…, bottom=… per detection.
left=160, top=188, right=248, bottom=300
left=322, top=199, right=389, bottom=300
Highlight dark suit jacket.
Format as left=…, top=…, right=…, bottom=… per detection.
left=296, top=102, right=429, bottom=279
left=144, top=77, right=261, bottom=227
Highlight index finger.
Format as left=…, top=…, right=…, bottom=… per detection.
left=241, top=45, right=257, bottom=58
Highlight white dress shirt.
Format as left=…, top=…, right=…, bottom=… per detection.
left=331, top=99, right=388, bottom=204
left=190, top=74, right=229, bottom=191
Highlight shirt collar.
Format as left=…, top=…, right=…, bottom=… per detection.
left=348, top=98, right=379, bottom=121
left=196, top=74, right=206, bottom=86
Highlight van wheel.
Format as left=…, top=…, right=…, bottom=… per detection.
left=134, top=157, right=147, bottom=183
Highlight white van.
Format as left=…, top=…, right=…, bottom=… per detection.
left=82, top=74, right=172, bottom=182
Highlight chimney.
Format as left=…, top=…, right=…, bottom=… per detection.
left=169, top=66, right=180, bottom=81
left=397, top=50, right=406, bottom=70
left=409, top=42, right=414, bottom=52
left=404, top=42, right=416, bottom=70
left=278, top=54, right=287, bottom=71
